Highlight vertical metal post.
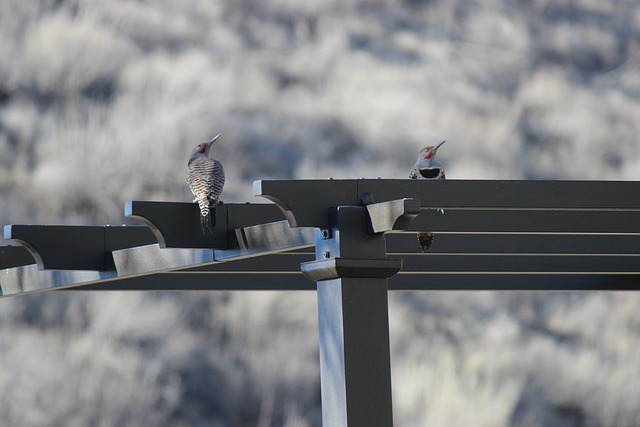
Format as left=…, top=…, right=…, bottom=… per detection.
left=301, top=207, right=401, bottom=427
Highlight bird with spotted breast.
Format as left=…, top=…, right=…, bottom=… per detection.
left=188, top=134, right=225, bottom=234
left=409, top=140, right=446, bottom=252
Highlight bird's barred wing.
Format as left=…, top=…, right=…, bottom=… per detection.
left=409, top=166, right=420, bottom=179
left=208, top=160, right=225, bottom=204
left=188, top=158, right=225, bottom=204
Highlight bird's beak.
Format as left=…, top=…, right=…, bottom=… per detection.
left=434, top=140, right=446, bottom=151
left=208, top=134, right=222, bottom=146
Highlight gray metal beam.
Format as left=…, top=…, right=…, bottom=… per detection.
left=389, top=273, right=640, bottom=291
left=408, top=209, right=640, bottom=234
left=254, top=180, right=358, bottom=227
left=399, top=254, right=640, bottom=273
left=3, top=225, right=155, bottom=270
left=255, top=179, right=640, bottom=227
left=75, top=271, right=640, bottom=292
left=160, top=250, right=640, bottom=275
left=0, top=246, right=35, bottom=269
left=4, top=225, right=106, bottom=270
left=80, top=272, right=316, bottom=291
left=125, top=201, right=287, bottom=249
left=385, top=233, right=640, bottom=254
left=356, top=179, right=640, bottom=210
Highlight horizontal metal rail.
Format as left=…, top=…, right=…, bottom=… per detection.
left=78, top=272, right=640, bottom=292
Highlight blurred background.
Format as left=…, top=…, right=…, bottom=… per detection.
left=1, top=0, right=639, bottom=426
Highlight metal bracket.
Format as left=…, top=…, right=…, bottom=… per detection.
left=365, top=198, right=421, bottom=234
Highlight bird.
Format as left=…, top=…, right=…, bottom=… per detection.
left=188, top=134, right=225, bottom=234
left=409, top=140, right=446, bottom=252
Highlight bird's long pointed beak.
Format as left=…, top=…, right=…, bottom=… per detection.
left=208, top=134, right=222, bottom=145
left=434, top=140, right=446, bottom=150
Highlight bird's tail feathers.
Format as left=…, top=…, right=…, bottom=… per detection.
left=200, top=214, right=210, bottom=235
left=199, top=203, right=217, bottom=235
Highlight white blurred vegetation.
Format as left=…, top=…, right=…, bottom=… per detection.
left=0, top=0, right=639, bottom=425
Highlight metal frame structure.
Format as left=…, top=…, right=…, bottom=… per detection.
left=2, top=179, right=639, bottom=426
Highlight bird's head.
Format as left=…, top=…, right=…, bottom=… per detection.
left=418, top=140, right=445, bottom=161
left=413, top=140, right=446, bottom=178
left=189, top=134, right=221, bottom=161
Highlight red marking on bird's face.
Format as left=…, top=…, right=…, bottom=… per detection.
left=425, top=150, right=433, bottom=159
left=198, top=144, right=206, bottom=154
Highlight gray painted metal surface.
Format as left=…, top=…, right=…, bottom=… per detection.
left=0, top=246, right=34, bottom=269
left=1, top=180, right=639, bottom=295
left=254, top=179, right=640, bottom=227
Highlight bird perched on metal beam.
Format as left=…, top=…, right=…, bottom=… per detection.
left=409, top=140, right=446, bottom=252
left=188, top=134, right=225, bottom=234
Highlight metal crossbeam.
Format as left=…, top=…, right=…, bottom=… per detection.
left=125, top=201, right=287, bottom=248
left=0, top=246, right=34, bottom=269
left=4, top=225, right=156, bottom=270
left=409, top=209, right=639, bottom=234
left=386, top=233, right=640, bottom=254
left=254, top=179, right=640, bottom=227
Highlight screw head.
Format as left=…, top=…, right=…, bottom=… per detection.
left=323, top=251, right=331, bottom=259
